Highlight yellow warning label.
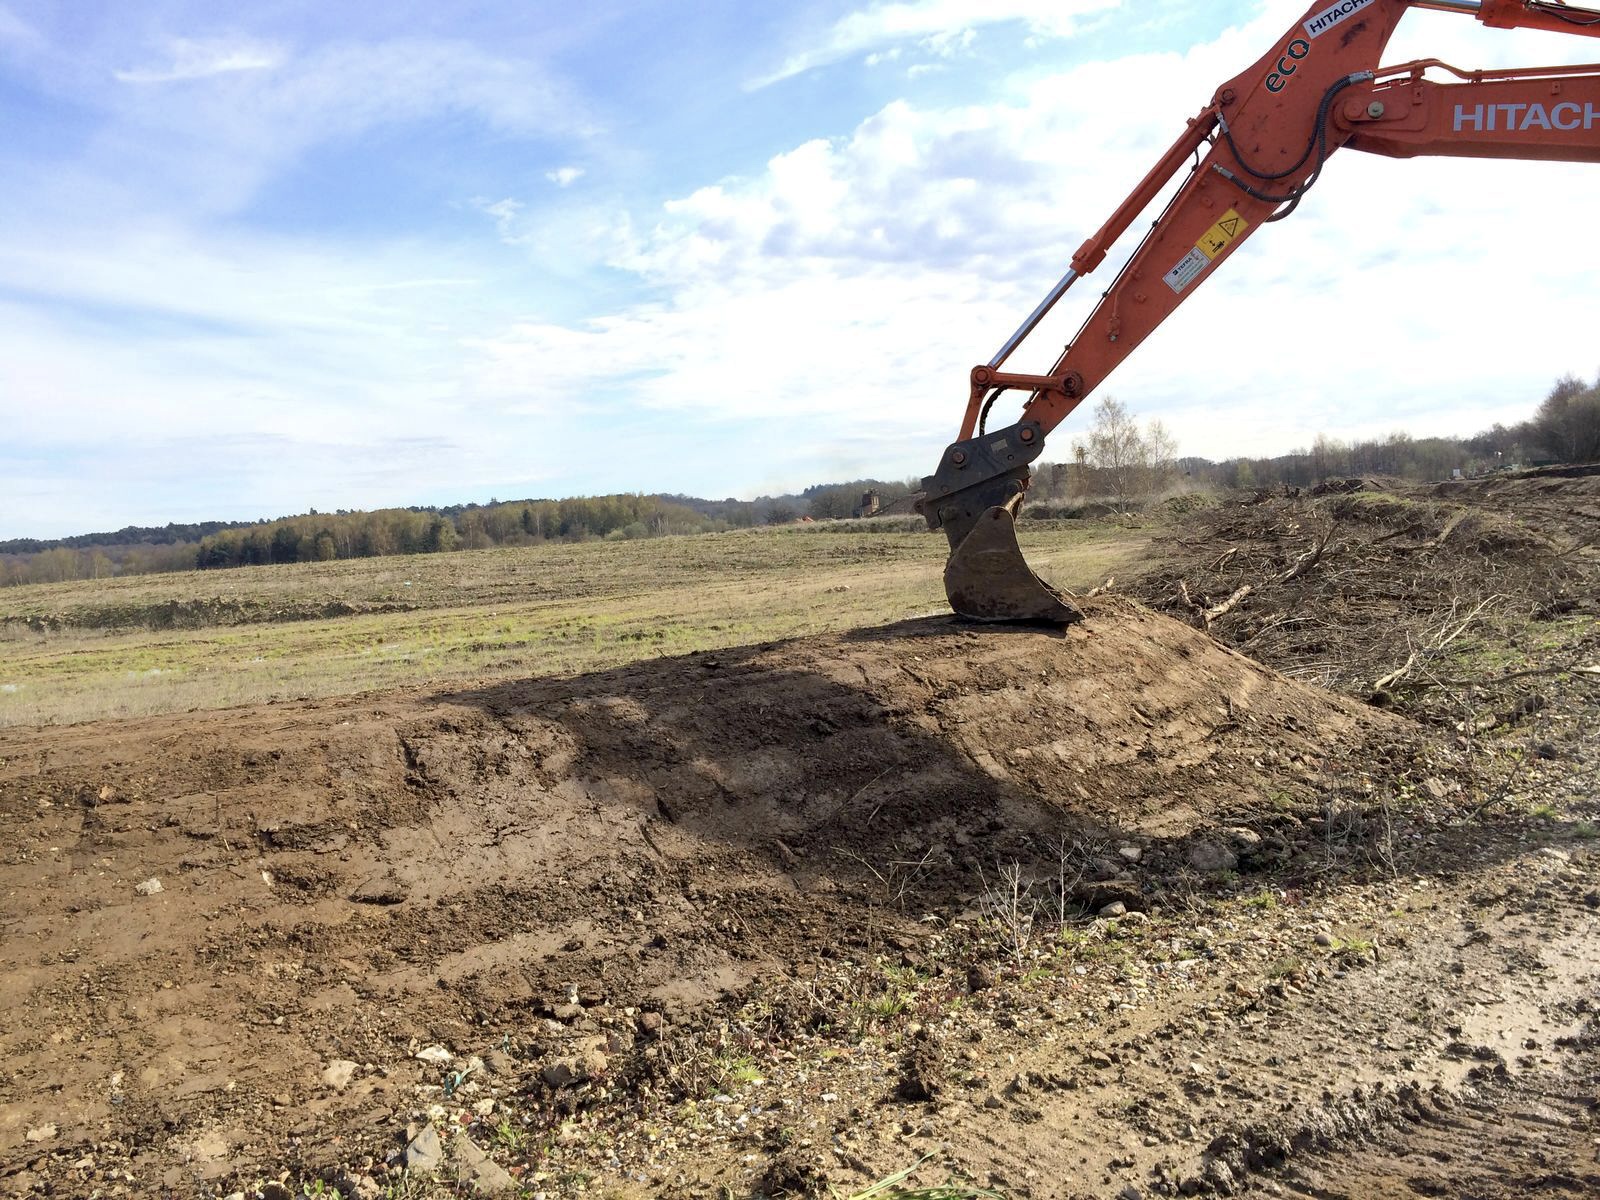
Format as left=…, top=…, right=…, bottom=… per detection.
left=1196, top=209, right=1248, bottom=261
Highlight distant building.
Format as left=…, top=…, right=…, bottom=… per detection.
left=851, top=490, right=881, bottom=519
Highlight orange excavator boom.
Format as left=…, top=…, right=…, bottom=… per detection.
left=920, top=0, right=1600, bottom=623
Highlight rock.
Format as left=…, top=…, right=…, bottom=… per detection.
left=350, top=872, right=407, bottom=905
left=321, top=1059, right=358, bottom=1091
left=1315, top=932, right=1335, bottom=947
left=135, top=878, right=164, bottom=897
left=452, top=1134, right=516, bottom=1196
left=415, top=1044, right=454, bottom=1065
left=1188, top=841, right=1238, bottom=873
left=405, top=1125, right=444, bottom=1172
left=483, top=1047, right=517, bottom=1076
left=1224, top=827, right=1262, bottom=853
left=1121, top=1187, right=1144, bottom=1200
left=1091, top=856, right=1123, bottom=881
left=186, top=1129, right=231, bottom=1161
left=24, top=1124, right=56, bottom=1143
left=342, top=1177, right=382, bottom=1200
left=260, top=1184, right=293, bottom=1200
left=1118, top=846, right=1143, bottom=864
left=1100, top=901, right=1128, bottom=918
left=1422, top=777, right=1451, bottom=800
left=982, top=1094, right=1004, bottom=1110
left=898, top=1031, right=945, bottom=1103
left=637, top=1011, right=664, bottom=1039
left=542, top=1059, right=579, bottom=1088
left=1087, top=1052, right=1114, bottom=1069
left=1205, top=1159, right=1238, bottom=1191
left=550, top=1003, right=583, bottom=1022
left=1079, top=878, right=1143, bottom=911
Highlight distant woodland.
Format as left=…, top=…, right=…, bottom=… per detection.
left=3, top=371, right=1595, bottom=588
left=0, top=485, right=912, bottom=586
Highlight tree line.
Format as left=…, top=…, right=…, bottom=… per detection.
left=3, top=372, right=1592, bottom=587
left=0, top=519, right=255, bottom=557
left=1031, top=371, right=1598, bottom=508
left=0, top=482, right=911, bottom=586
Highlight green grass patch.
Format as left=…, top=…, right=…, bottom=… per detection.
left=0, top=523, right=1149, bottom=728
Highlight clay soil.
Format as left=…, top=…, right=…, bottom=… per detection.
left=1, top=473, right=1597, bottom=1200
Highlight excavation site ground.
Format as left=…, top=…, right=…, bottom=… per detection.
left=1, top=471, right=1597, bottom=1200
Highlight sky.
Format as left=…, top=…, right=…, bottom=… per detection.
left=1, top=0, right=1597, bottom=538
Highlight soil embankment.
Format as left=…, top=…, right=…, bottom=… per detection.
left=1, top=473, right=1595, bottom=1199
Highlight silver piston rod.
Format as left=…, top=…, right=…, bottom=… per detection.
left=988, top=267, right=1079, bottom=370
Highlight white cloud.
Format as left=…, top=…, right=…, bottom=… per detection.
left=546, top=165, right=585, bottom=187
left=91, top=38, right=594, bottom=216
left=114, top=36, right=286, bottom=84
left=473, top=2, right=1600, bottom=478
left=752, top=0, right=1124, bottom=87
left=0, top=208, right=585, bottom=534
left=8, top=0, right=1600, bottom=535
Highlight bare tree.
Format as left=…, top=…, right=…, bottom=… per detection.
left=1074, top=397, right=1180, bottom=510
left=1145, top=418, right=1179, bottom=482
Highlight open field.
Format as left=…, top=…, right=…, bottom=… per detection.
left=0, top=523, right=1149, bottom=728
left=0, top=475, right=1597, bottom=1200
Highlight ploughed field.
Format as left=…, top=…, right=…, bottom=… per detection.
left=0, top=477, right=1596, bottom=1200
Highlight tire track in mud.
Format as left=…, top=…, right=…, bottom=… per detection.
left=849, top=850, right=1600, bottom=1200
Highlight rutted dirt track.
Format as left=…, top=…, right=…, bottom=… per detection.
left=1, top=479, right=1597, bottom=1199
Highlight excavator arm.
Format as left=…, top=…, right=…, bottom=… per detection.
left=920, top=0, right=1600, bottom=623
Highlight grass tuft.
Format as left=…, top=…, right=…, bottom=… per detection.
left=838, top=1157, right=1007, bottom=1200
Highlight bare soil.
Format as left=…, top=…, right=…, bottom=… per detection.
left=0, top=473, right=1596, bottom=1200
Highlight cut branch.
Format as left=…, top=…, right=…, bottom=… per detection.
left=1276, top=528, right=1334, bottom=584
left=1203, top=585, right=1253, bottom=627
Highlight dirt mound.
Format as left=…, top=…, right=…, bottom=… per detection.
left=0, top=594, right=414, bottom=634
left=1309, top=476, right=1389, bottom=496
left=0, top=597, right=1416, bottom=1181
left=1431, top=467, right=1600, bottom=543
left=1128, top=482, right=1592, bottom=710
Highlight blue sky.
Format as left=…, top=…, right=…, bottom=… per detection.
left=2, top=0, right=1597, bottom=538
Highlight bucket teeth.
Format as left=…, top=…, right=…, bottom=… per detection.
left=943, top=496, right=1084, bottom=624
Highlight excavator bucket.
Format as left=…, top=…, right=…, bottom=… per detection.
left=942, top=494, right=1084, bottom=624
